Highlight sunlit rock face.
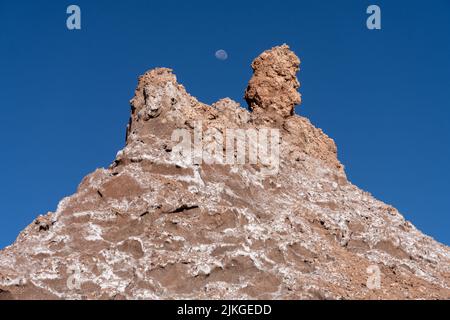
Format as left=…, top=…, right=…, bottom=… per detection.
left=245, top=44, right=301, bottom=125
left=0, top=45, right=449, bottom=300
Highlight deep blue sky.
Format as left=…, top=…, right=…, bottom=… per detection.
left=0, top=1, right=449, bottom=248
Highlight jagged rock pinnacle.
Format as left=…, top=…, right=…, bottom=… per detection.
left=245, top=44, right=301, bottom=125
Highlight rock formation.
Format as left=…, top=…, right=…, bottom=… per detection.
left=245, top=44, right=301, bottom=125
left=0, top=45, right=449, bottom=300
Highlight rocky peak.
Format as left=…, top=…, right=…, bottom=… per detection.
left=0, top=45, right=449, bottom=300
left=245, top=44, right=301, bottom=125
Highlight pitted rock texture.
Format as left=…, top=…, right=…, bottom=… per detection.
left=0, top=45, right=449, bottom=300
left=245, top=44, right=301, bottom=125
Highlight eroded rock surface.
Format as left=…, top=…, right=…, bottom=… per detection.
left=245, top=44, right=301, bottom=125
left=0, top=45, right=449, bottom=300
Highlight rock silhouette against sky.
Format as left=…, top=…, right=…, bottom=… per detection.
left=0, top=45, right=448, bottom=300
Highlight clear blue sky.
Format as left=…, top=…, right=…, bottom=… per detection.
left=0, top=1, right=449, bottom=248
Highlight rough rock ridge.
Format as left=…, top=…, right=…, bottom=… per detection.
left=0, top=45, right=449, bottom=300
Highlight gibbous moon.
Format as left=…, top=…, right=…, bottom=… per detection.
left=215, top=49, right=228, bottom=60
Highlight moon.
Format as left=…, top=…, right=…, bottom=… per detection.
left=215, top=49, right=228, bottom=61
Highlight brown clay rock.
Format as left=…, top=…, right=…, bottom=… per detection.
left=245, top=44, right=301, bottom=125
left=0, top=45, right=449, bottom=300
